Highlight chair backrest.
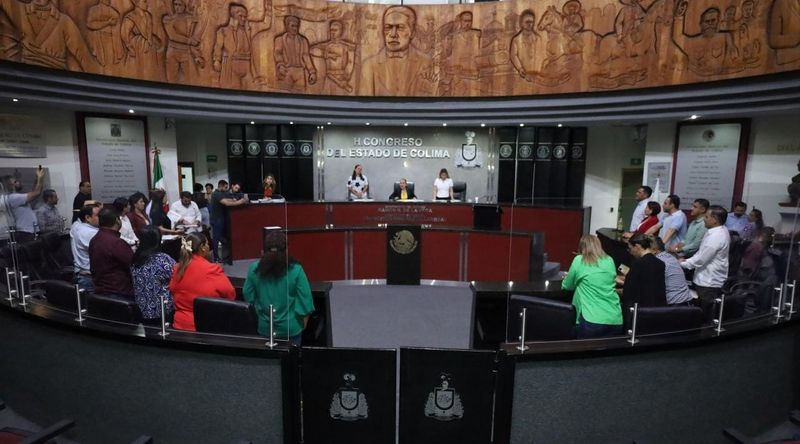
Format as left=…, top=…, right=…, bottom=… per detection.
left=160, top=238, right=182, bottom=262
left=636, top=305, right=704, bottom=335
left=193, top=297, right=259, bottom=335
left=87, top=293, right=142, bottom=323
left=393, top=182, right=415, bottom=199
left=508, top=294, right=576, bottom=341
left=42, top=280, right=86, bottom=312
left=452, top=181, right=467, bottom=200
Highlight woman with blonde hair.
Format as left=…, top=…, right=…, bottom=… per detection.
left=168, top=233, right=236, bottom=331
left=561, top=234, right=623, bottom=338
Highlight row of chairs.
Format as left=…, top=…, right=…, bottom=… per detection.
left=508, top=281, right=765, bottom=341
left=0, top=232, right=73, bottom=284
left=38, top=280, right=259, bottom=335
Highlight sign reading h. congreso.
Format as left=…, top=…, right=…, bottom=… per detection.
left=327, top=137, right=451, bottom=159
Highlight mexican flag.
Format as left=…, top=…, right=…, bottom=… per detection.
left=152, top=148, right=165, bottom=190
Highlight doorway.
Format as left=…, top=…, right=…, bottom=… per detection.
left=618, top=168, right=644, bottom=230
left=178, top=162, right=195, bottom=194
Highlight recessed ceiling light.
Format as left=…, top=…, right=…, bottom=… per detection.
left=12, top=98, right=19, bottom=102
left=128, top=109, right=135, bottom=114
left=442, top=123, right=447, bottom=127
left=480, top=123, right=486, bottom=127
left=557, top=123, right=563, bottom=127
left=690, top=114, right=699, bottom=120
left=250, top=121, right=255, bottom=125
left=327, top=122, right=331, bottom=125
left=289, top=121, right=294, bottom=125
left=519, top=123, right=524, bottom=127
left=365, top=122, right=370, bottom=126
left=403, top=123, right=408, bottom=127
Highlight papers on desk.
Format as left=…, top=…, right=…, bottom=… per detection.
left=352, top=198, right=375, bottom=202
left=253, top=198, right=286, bottom=203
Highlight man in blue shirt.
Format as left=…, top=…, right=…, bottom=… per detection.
left=657, top=194, right=687, bottom=250
left=725, top=201, right=749, bottom=234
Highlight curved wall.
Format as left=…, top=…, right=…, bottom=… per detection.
left=1, top=0, right=800, bottom=98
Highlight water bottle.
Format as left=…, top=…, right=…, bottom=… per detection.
left=616, top=216, right=624, bottom=231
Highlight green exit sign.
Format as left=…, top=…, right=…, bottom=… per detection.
left=630, top=158, right=642, bottom=166
left=206, top=155, right=218, bottom=162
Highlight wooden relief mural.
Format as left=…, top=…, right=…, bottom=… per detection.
left=1, top=0, right=799, bottom=97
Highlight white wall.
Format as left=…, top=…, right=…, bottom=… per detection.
left=643, top=113, right=800, bottom=230
left=583, top=125, right=647, bottom=234
left=175, top=121, right=228, bottom=187
left=0, top=104, right=179, bottom=233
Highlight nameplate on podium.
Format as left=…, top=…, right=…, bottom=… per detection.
left=387, top=225, right=421, bottom=285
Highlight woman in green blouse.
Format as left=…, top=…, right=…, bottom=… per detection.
left=561, top=234, right=623, bottom=338
left=243, top=230, right=314, bottom=346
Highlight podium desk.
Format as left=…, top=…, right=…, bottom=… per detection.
left=228, top=201, right=589, bottom=267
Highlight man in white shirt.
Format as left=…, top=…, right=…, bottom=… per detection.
left=70, top=204, right=101, bottom=292
left=629, top=185, right=653, bottom=231
left=168, top=191, right=202, bottom=233
left=657, top=194, right=688, bottom=250
left=680, top=205, right=730, bottom=322
left=1, top=168, right=46, bottom=242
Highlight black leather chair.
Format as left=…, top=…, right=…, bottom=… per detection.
left=193, top=297, right=259, bottom=335
left=508, top=294, right=576, bottom=341
left=452, top=181, right=467, bottom=201
left=15, top=239, right=47, bottom=281
left=392, top=182, right=415, bottom=200
left=38, top=232, right=74, bottom=281
left=41, top=280, right=86, bottom=312
left=635, top=305, right=705, bottom=335
left=87, top=293, right=142, bottom=323
left=160, top=238, right=182, bottom=262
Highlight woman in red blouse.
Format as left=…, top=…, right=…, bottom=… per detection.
left=635, top=201, right=661, bottom=235
left=128, top=192, right=150, bottom=237
left=169, top=233, right=236, bottom=331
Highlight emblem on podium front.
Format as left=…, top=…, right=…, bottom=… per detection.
left=424, top=373, right=464, bottom=421
left=499, top=144, right=513, bottom=158
left=519, top=144, right=533, bottom=159
left=330, top=373, right=369, bottom=421
left=390, top=230, right=418, bottom=255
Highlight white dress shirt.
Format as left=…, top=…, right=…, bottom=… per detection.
left=70, top=221, right=99, bottom=273
left=629, top=199, right=650, bottom=232
left=168, top=200, right=202, bottom=233
left=680, top=225, right=730, bottom=288
left=119, top=215, right=138, bottom=246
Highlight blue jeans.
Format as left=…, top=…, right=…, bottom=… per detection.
left=74, top=274, right=94, bottom=294
left=289, top=333, right=302, bottom=347
left=576, top=316, right=623, bottom=339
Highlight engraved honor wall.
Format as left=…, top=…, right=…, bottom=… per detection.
left=1, top=0, right=799, bottom=98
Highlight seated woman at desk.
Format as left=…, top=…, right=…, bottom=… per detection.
left=347, top=164, right=369, bottom=200
left=243, top=230, right=314, bottom=346
left=169, top=233, right=236, bottom=331
left=433, top=168, right=454, bottom=201
left=561, top=234, right=624, bottom=338
left=388, top=178, right=416, bottom=201
left=263, top=173, right=278, bottom=199
left=616, top=234, right=667, bottom=311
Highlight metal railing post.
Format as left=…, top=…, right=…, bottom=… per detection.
left=627, top=303, right=639, bottom=345
left=159, top=294, right=169, bottom=338
left=714, top=294, right=726, bottom=334
left=74, top=285, right=85, bottom=323
left=516, top=307, right=529, bottom=352
left=785, top=280, right=797, bottom=315
left=774, top=283, right=785, bottom=321
left=266, top=304, right=277, bottom=349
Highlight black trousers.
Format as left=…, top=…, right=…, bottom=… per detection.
left=694, top=285, right=722, bottom=323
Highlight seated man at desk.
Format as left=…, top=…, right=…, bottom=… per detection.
left=388, top=178, right=417, bottom=201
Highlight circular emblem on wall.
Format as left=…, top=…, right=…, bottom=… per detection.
left=300, top=143, right=313, bottom=156
left=229, top=142, right=243, bottom=155
left=570, top=145, right=583, bottom=159
left=499, top=144, right=513, bottom=158
left=553, top=145, right=567, bottom=159
left=536, top=145, right=551, bottom=159
left=702, top=129, right=715, bottom=142
left=247, top=142, right=261, bottom=156
left=266, top=142, right=279, bottom=156
left=283, top=142, right=296, bottom=156
left=390, top=230, right=418, bottom=255
left=519, top=144, right=533, bottom=159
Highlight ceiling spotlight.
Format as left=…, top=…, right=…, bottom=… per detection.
left=480, top=123, right=486, bottom=127
left=128, top=109, right=135, bottom=114
left=12, top=98, right=19, bottom=102
left=289, top=121, right=294, bottom=125
left=250, top=121, right=255, bottom=125
left=442, top=123, right=447, bottom=127
left=403, top=123, right=408, bottom=127
left=557, top=123, right=563, bottom=127
left=365, top=122, right=370, bottom=126
left=519, top=123, right=525, bottom=127
left=327, top=122, right=331, bottom=125
left=690, top=114, right=699, bottom=120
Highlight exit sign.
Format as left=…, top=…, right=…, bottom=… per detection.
left=207, top=155, right=218, bottom=162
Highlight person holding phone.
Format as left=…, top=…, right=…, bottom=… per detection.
left=1, top=166, right=46, bottom=243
